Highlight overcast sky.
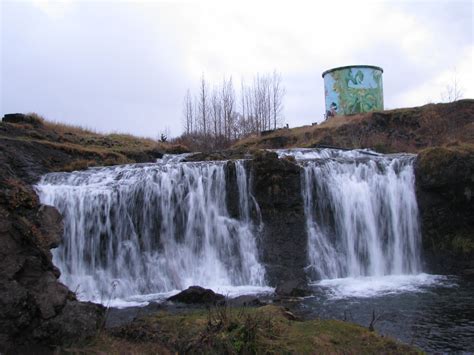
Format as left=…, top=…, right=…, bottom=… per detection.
left=1, top=0, right=473, bottom=138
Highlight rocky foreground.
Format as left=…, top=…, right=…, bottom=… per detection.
left=0, top=102, right=473, bottom=352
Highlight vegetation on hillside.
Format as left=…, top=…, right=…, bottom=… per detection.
left=233, top=100, right=474, bottom=153
left=0, top=113, right=188, bottom=173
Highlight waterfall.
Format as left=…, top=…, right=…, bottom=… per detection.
left=279, top=149, right=421, bottom=280
left=36, top=159, right=266, bottom=304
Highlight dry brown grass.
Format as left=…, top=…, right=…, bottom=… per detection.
left=15, top=113, right=169, bottom=152
left=318, top=113, right=365, bottom=129
left=42, top=120, right=99, bottom=137
left=233, top=100, right=474, bottom=153
left=0, top=112, right=184, bottom=172
left=234, top=114, right=369, bottom=150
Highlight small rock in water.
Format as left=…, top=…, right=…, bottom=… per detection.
left=167, top=286, right=225, bottom=304
left=275, top=278, right=312, bottom=298
left=227, top=295, right=265, bottom=307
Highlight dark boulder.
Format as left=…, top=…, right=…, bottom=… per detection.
left=167, top=286, right=225, bottom=304
left=32, top=300, right=105, bottom=346
left=227, top=295, right=265, bottom=307
left=184, top=149, right=249, bottom=162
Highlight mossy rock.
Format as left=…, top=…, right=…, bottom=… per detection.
left=416, top=144, right=474, bottom=189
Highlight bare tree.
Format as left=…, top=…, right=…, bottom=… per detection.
left=183, top=89, right=194, bottom=134
left=198, top=74, right=209, bottom=136
left=271, top=70, right=285, bottom=129
left=222, top=77, right=235, bottom=140
left=441, top=69, right=463, bottom=102
left=210, top=86, right=222, bottom=139
left=180, top=70, right=285, bottom=150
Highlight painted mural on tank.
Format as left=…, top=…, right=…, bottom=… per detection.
left=323, top=66, right=384, bottom=117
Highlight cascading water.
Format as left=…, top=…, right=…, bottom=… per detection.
left=278, top=148, right=421, bottom=281
left=276, top=149, right=469, bottom=353
left=36, top=158, right=267, bottom=305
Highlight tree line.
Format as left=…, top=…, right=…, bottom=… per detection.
left=177, top=71, right=285, bottom=150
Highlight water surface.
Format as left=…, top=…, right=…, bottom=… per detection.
left=292, top=275, right=474, bottom=353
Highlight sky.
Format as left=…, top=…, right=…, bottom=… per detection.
left=1, top=0, right=473, bottom=138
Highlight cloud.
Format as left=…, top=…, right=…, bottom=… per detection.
left=1, top=0, right=473, bottom=137
left=30, top=0, right=75, bottom=18
left=393, top=46, right=474, bottom=106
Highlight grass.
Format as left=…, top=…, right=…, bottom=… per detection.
left=233, top=113, right=377, bottom=151
left=6, top=113, right=167, bottom=149
left=233, top=100, right=474, bottom=153
left=63, top=305, right=419, bottom=354
left=1, top=113, right=189, bottom=171
left=417, top=142, right=474, bottom=170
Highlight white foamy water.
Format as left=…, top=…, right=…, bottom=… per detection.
left=298, top=150, right=420, bottom=279
left=276, top=148, right=431, bottom=297
left=275, top=147, right=382, bottom=160
left=36, top=159, right=266, bottom=305
left=106, top=285, right=275, bottom=309
left=37, top=148, right=445, bottom=308
left=313, top=274, right=455, bottom=299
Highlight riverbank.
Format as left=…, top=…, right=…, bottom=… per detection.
left=61, top=305, right=418, bottom=354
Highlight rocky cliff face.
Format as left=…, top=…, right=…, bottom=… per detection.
left=0, top=116, right=128, bottom=350
left=249, top=151, right=308, bottom=285
left=415, top=144, right=474, bottom=277
left=0, top=178, right=105, bottom=351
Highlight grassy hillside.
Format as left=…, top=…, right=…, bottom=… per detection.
left=0, top=113, right=188, bottom=180
left=234, top=100, right=474, bottom=153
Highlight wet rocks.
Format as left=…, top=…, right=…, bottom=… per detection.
left=33, top=300, right=105, bottom=346
left=167, top=286, right=225, bottom=305
left=36, top=205, right=63, bottom=249
left=250, top=150, right=308, bottom=286
left=275, top=278, right=312, bottom=298
left=415, top=144, right=474, bottom=275
left=0, top=176, right=104, bottom=351
left=184, top=149, right=249, bottom=162
left=227, top=295, right=266, bottom=307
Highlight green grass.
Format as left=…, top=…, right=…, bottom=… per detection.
left=64, top=305, right=419, bottom=354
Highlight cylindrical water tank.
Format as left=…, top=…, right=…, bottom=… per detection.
left=322, top=65, right=384, bottom=117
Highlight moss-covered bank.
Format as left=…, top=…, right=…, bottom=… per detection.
left=61, top=305, right=418, bottom=354
left=415, top=143, right=474, bottom=276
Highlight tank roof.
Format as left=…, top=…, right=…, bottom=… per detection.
left=322, top=65, right=384, bottom=78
